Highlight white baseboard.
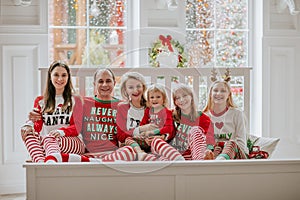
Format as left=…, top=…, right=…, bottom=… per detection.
left=0, top=183, right=25, bottom=195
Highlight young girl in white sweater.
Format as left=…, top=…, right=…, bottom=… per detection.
left=203, top=78, right=248, bottom=160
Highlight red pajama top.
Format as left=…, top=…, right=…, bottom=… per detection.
left=116, top=102, right=145, bottom=143
left=170, top=111, right=214, bottom=155
left=140, top=107, right=175, bottom=141
left=81, top=97, right=120, bottom=153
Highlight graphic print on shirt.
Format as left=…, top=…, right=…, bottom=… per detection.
left=170, top=123, right=192, bottom=153
left=126, top=106, right=145, bottom=130
left=83, top=106, right=117, bottom=141
left=213, top=121, right=233, bottom=141
left=128, top=118, right=140, bottom=129
left=43, top=104, right=71, bottom=126
left=82, top=97, right=120, bottom=153
left=148, top=113, right=161, bottom=125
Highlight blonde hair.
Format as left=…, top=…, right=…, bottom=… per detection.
left=172, top=83, right=198, bottom=123
left=203, top=80, right=237, bottom=113
left=119, top=72, right=147, bottom=107
left=146, top=84, right=169, bottom=108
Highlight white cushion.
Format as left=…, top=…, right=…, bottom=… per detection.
left=248, top=135, right=280, bottom=158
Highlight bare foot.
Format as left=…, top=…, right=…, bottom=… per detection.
left=204, top=150, right=214, bottom=160
left=137, top=151, right=147, bottom=161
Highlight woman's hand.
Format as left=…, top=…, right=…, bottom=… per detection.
left=139, top=124, right=158, bottom=132
left=133, top=134, right=145, bottom=140
left=140, top=130, right=155, bottom=138
left=20, top=125, right=35, bottom=141
left=145, top=135, right=165, bottom=146
left=48, top=130, right=61, bottom=138
left=28, top=110, right=42, bottom=122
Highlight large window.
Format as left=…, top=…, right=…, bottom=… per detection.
left=48, top=0, right=249, bottom=109
left=185, top=0, right=248, bottom=109
left=186, top=0, right=248, bottom=68
left=49, top=0, right=248, bottom=68
left=48, top=0, right=126, bottom=66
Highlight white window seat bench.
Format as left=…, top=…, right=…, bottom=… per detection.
left=24, top=67, right=300, bottom=200
left=23, top=159, right=300, bottom=200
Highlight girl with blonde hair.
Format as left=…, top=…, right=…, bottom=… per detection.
left=203, top=79, right=248, bottom=160
left=170, top=83, right=215, bottom=160
left=117, top=72, right=184, bottom=161
left=126, top=84, right=175, bottom=154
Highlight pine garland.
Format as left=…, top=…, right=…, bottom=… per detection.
left=149, top=35, right=187, bottom=68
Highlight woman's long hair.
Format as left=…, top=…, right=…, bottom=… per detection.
left=172, top=83, right=198, bottom=124
left=43, top=61, right=75, bottom=114
left=203, top=80, right=236, bottom=113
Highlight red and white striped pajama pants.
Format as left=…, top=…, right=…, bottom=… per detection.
left=183, top=126, right=207, bottom=160
left=142, top=137, right=185, bottom=161
left=24, top=134, right=85, bottom=162
left=44, top=146, right=137, bottom=163
left=214, top=140, right=247, bottom=160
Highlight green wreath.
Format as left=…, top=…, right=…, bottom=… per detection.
left=148, top=35, right=188, bottom=68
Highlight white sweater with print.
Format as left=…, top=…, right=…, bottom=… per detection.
left=206, top=107, right=248, bottom=154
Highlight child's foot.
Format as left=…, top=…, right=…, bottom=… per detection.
left=204, top=150, right=214, bottom=160
left=137, top=151, right=147, bottom=161
left=216, top=156, right=226, bottom=160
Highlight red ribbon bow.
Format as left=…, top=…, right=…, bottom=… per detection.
left=159, top=35, right=174, bottom=52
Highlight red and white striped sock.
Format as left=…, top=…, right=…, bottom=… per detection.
left=150, top=138, right=185, bottom=161
left=101, top=146, right=136, bottom=162
left=218, top=140, right=247, bottom=160
left=42, top=135, right=60, bottom=156
left=143, top=153, right=169, bottom=161
left=188, top=126, right=207, bottom=160
left=44, top=153, right=100, bottom=163
left=58, top=137, right=85, bottom=155
left=24, top=134, right=45, bottom=162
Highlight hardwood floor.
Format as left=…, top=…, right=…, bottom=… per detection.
left=0, top=193, right=25, bottom=200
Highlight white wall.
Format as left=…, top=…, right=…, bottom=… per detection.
left=262, top=0, right=300, bottom=158
left=0, top=0, right=48, bottom=194
left=0, top=0, right=300, bottom=194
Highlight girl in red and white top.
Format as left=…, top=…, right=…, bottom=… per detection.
left=170, top=83, right=215, bottom=160
left=20, top=61, right=85, bottom=163
left=129, top=84, right=175, bottom=152
left=116, top=72, right=184, bottom=161
left=203, top=78, right=248, bottom=160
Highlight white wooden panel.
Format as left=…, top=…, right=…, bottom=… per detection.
left=269, top=48, right=294, bottom=139
left=2, top=45, right=39, bottom=164
left=262, top=36, right=300, bottom=149
left=183, top=173, right=299, bottom=200
left=140, top=0, right=185, bottom=28
left=264, top=0, right=300, bottom=36
left=262, top=37, right=300, bottom=160
left=0, top=165, right=26, bottom=194
left=0, top=34, right=48, bottom=194
left=36, top=176, right=175, bottom=200
left=0, top=0, right=47, bottom=33
left=24, top=160, right=300, bottom=200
